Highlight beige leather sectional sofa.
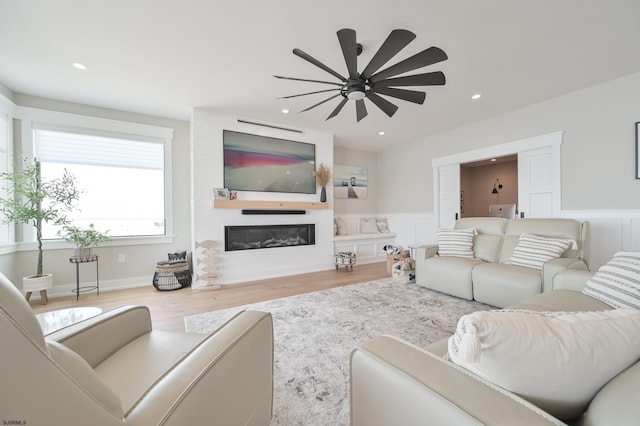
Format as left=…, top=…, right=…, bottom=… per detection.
left=415, top=217, right=589, bottom=307
left=351, top=269, right=640, bottom=426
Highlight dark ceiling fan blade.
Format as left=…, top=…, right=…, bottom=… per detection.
left=337, top=28, right=358, bottom=79
left=299, top=93, right=342, bottom=113
left=278, top=88, right=341, bottom=99
left=370, top=46, right=448, bottom=83
left=326, top=98, right=348, bottom=120
left=367, top=93, right=399, bottom=117
left=372, top=87, right=426, bottom=104
left=273, top=75, right=342, bottom=86
left=355, top=99, right=368, bottom=122
left=373, top=71, right=446, bottom=88
left=293, top=48, right=347, bottom=82
left=360, top=29, right=416, bottom=79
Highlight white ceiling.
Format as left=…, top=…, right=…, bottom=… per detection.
left=1, top=1, right=639, bottom=151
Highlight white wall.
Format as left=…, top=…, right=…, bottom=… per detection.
left=191, top=110, right=334, bottom=285
left=378, top=72, right=640, bottom=269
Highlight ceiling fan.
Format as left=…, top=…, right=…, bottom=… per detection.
left=275, top=28, right=448, bottom=122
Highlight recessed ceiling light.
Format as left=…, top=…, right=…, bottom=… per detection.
left=490, top=158, right=497, bottom=162
left=472, top=93, right=481, bottom=100
left=378, top=131, right=385, bottom=136
left=72, top=62, right=87, bottom=70
left=282, top=108, right=290, bottom=114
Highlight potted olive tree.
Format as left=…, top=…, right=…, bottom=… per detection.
left=0, top=159, right=80, bottom=295
left=58, top=223, right=111, bottom=258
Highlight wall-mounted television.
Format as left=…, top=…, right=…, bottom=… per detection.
left=223, top=130, right=316, bottom=194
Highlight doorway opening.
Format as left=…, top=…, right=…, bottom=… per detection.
left=460, top=155, right=518, bottom=218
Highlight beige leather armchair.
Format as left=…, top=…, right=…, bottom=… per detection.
left=0, top=272, right=273, bottom=425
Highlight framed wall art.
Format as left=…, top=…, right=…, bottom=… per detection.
left=333, top=165, right=368, bottom=199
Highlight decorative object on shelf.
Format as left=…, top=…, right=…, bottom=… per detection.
left=58, top=223, right=111, bottom=258
left=229, top=190, right=238, bottom=200
left=333, top=164, right=368, bottom=199
left=315, top=163, right=331, bottom=203
left=213, top=187, right=230, bottom=200
left=275, top=28, right=447, bottom=122
left=0, top=159, right=80, bottom=303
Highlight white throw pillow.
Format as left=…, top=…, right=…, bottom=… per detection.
left=436, top=228, right=475, bottom=259
left=359, top=217, right=380, bottom=234
left=583, top=251, right=640, bottom=309
left=334, top=217, right=348, bottom=236
left=376, top=218, right=390, bottom=233
left=447, top=309, right=640, bottom=420
left=509, top=233, right=576, bottom=270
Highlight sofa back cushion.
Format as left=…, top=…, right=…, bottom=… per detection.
left=499, top=218, right=585, bottom=263
left=454, top=217, right=508, bottom=263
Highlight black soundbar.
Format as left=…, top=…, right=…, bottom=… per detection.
left=241, top=209, right=306, bottom=215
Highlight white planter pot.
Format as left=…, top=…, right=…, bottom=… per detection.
left=23, top=274, right=53, bottom=292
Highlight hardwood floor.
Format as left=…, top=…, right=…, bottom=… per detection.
left=29, top=262, right=388, bottom=331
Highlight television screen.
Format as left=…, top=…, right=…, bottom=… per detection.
left=223, top=130, right=316, bottom=194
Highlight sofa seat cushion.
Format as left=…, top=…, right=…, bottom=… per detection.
left=447, top=309, right=640, bottom=420
left=472, top=263, right=541, bottom=308
left=509, top=289, right=613, bottom=312
left=418, top=256, right=483, bottom=300
left=94, top=330, right=205, bottom=412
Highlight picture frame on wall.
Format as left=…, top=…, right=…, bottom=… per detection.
left=333, top=164, right=368, bottom=199
left=213, top=187, right=230, bottom=199
left=636, top=122, right=640, bottom=179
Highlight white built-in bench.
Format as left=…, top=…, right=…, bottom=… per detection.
left=333, top=215, right=397, bottom=264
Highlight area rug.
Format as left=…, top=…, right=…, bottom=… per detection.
left=184, top=278, right=492, bottom=425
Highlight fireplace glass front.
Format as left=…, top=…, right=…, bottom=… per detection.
left=225, top=224, right=315, bottom=251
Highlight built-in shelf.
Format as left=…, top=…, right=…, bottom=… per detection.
left=212, top=199, right=329, bottom=210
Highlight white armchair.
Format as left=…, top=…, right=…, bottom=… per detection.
left=0, top=272, right=273, bottom=425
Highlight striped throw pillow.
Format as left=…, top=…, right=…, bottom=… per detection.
left=509, top=233, right=576, bottom=270
left=437, top=228, right=475, bottom=259
left=583, top=251, right=640, bottom=309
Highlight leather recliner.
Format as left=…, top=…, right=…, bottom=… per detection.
left=0, top=272, right=274, bottom=425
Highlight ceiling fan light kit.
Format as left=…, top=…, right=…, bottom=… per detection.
left=275, top=28, right=448, bottom=122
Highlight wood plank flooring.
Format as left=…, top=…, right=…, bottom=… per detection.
left=29, top=262, right=388, bottom=331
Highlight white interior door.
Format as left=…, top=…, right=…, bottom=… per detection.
left=436, top=163, right=460, bottom=228
left=518, top=145, right=561, bottom=218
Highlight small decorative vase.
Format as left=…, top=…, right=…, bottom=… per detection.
left=320, top=186, right=327, bottom=202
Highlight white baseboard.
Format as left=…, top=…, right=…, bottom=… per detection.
left=28, top=276, right=152, bottom=301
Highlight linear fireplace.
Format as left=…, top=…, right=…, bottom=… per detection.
left=225, top=224, right=315, bottom=252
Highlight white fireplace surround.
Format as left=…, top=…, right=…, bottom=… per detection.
left=191, top=110, right=334, bottom=287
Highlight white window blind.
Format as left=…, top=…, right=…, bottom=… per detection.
left=34, top=128, right=164, bottom=170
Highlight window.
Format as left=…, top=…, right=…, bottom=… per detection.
left=16, top=108, right=174, bottom=242
left=35, top=127, right=168, bottom=238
